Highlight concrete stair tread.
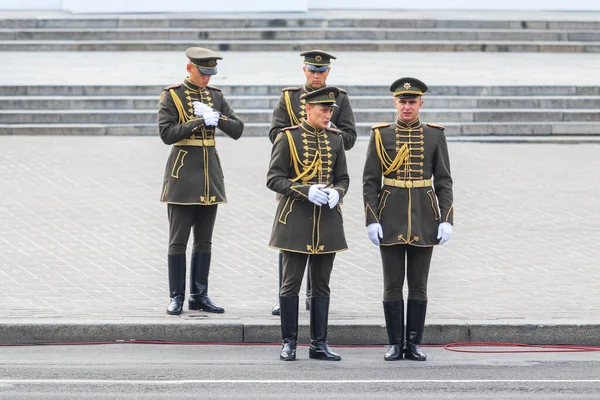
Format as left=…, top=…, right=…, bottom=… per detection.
left=3, top=95, right=600, bottom=100
left=2, top=121, right=597, bottom=126
left=3, top=27, right=600, bottom=33
left=3, top=39, right=600, bottom=44
left=1, top=108, right=597, bottom=113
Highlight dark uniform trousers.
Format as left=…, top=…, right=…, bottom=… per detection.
left=269, top=85, right=357, bottom=315
left=159, top=78, right=243, bottom=315
left=363, top=118, right=453, bottom=361
left=380, top=245, right=433, bottom=302
left=280, top=252, right=335, bottom=298
left=167, top=204, right=218, bottom=255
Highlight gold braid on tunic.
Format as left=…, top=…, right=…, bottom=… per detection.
left=169, top=89, right=192, bottom=124
left=285, top=131, right=322, bottom=182
left=374, top=128, right=409, bottom=175
left=284, top=91, right=302, bottom=126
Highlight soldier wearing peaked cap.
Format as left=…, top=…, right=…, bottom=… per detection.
left=362, top=77, right=454, bottom=362
left=158, top=47, right=244, bottom=316
left=267, top=86, right=349, bottom=362
left=269, top=49, right=357, bottom=316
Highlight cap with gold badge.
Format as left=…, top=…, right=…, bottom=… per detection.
left=185, top=47, right=223, bottom=76
left=300, top=49, right=336, bottom=72
left=390, top=77, right=428, bottom=98
left=300, top=86, right=340, bottom=108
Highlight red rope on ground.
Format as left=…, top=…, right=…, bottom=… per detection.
left=1, top=340, right=599, bottom=352
left=443, top=342, right=600, bottom=353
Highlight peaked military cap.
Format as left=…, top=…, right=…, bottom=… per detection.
left=300, top=49, right=336, bottom=72
left=185, top=47, right=223, bottom=75
left=300, top=86, right=339, bottom=108
left=390, top=77, right=428, bottom=98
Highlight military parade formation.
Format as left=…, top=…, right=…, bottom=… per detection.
left=158, top=47, right=454, bottom=362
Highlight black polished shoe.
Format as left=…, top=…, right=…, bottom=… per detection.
left=384, top=344, right=404, bottom=361
left=166, top=295, right=184, bottom=315
left=189, top=295, right=225, bottom=313
left=309, top=342, right=341, bottom=361
left=280, top=339, right=297, bottom=361
left=272, top=302, right=281, bottom=316
left=405, top=343, right=427, bottom=361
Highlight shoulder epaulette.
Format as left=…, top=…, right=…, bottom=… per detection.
left=206, top=85, right=221, bottom=91
left=325, top=127, right=342, bottom=135
left=163, top=84, right=181, bottom=91
left=427, top=123, right=445, bottom=130
left=282, top=87, right=301, bottom=92
left=281, top=125, right=300, bottom=132
left=371, top=123, right=390, bottom=130
left=338, top=88, right=347, bottom=94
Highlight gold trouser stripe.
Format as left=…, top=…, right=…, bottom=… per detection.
left=174, top=138, right=216, bottom=147
left=383, top=178, right=432, bottom=188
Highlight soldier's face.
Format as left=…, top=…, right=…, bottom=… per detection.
left=306, top=104, right=334, bottom=129
left=303, top=66, right=330, bottom=89
left=395, top=97, right=423, bottom=122
left=186, top=63, right=212, bottom=88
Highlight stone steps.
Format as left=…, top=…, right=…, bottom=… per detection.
left=1, top=108, right=599, bottom=124
left=2, top=95, right=600, bottom=110
left=2, top=85, right=597, bottom=96
left=2, top=17, right=600, bottom=30
left=1, top=121, right=598, bottom=136
left=3, top=27, right=600, bottom=41
left=2, top=16, right=600, bottom=52
left=2, top=39, right=600, bottom=52
left=1, top=85, right=598, bottom=137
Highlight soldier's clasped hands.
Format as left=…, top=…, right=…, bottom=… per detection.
left=308, top=184, right=329, bottom=206
left=321, top=188, right=339, bottom=209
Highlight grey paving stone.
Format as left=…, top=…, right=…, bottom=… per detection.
left=0, top=136, right=599, bottom=333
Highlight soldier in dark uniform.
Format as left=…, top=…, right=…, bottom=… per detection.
left=362, top=77, right=454, bottom=361
left=267, top=87, right=349, bottom=362
left=159, top=47, right=244, bottom=316
left=269, top=50, right=357, bottom=316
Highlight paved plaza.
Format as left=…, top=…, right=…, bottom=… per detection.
left=1, top=136, right=599, bottom=332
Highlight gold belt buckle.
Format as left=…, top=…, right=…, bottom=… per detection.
left=405, top=181, right=413, bottom=189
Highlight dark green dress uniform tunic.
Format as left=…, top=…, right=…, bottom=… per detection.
left=267, top=120, right=349, bottom=254
left=363, top=118, right=454, bottom=246
left=158, top=78, right=244, bottom=205
left=269, top=84, right=357, bottom=151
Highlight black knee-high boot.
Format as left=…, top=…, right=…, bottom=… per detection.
left=308, top=296, right=341, bottom=361
left=405, top=299, right=427, bottom=361
left=279, top=296, right=299, bottom=361
left=271, top=252, right=283, bottom=316
left=188, top=252, right=224, bottom=313
left=383, top=300, right=404, bottom=361
left=166, top=254, right=186, bottom=315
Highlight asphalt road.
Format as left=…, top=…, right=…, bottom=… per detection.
left=1, top=344, right=599, bottom=399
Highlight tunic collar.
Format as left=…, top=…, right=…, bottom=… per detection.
left=303, top=83, right=326, bottom=93
left=301, top=119, right=325, bottom=135
left=396, top=117, right=422, bottom=130
left=183, top=78, right=205, bottom=91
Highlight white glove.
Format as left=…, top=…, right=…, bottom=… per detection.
left=193, top=101, right=213, bottom=116
left=437, top=222, right=453, bottom=245
left=367, top=223, right=383, bottom=246
left=202, top=111, right=220, bottom=127
left=308, top=184, right=328, bottom=206
left=327, top=121, right=332, bottom=128
left=321, top=188, right=339, bottom=209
